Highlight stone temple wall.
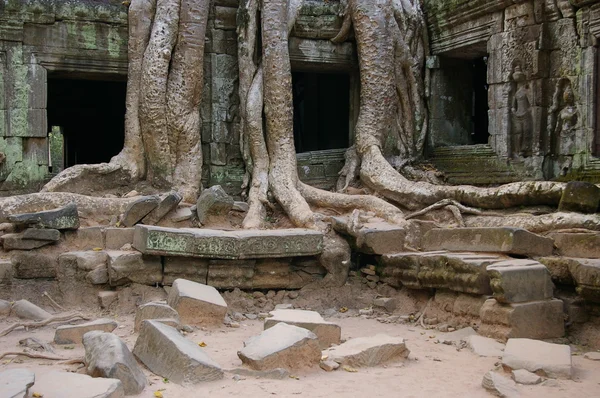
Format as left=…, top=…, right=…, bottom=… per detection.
left=424, top=0, right=600, bottom=183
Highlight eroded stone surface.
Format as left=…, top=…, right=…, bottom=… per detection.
left=167, top=279, right=227, bottom=326
left=3, top=233, right=54, bottom=250
left=22, top=228, right=60, bottom=241
left=466, top=335, right=505, bottom=357
left=196, top=185, right=233, bottom=224
left=133, top=320, right=223, bottom=385
left=564, top=258, right=600, bottom=303
left=121, top=196, right=160, bottom=227
left=487, top=259, right=554, bottom=303
left=8, top=202, right=80, bottom=230
left=558, top=181, right=600, bottom=214
left=0, top=368, right=35, bottom=398
left=548, top=232, right=600, bottom=259
left=502, top=338, right=572, bottom=379
left=134, top=301, right=180, bottom=332
left=264, top=309, right=341, bottom=348
left=107, top=250, right=162, bottom=286
left=482, top=371, right=519, bottom=398
left=512, top=369, right=542, bottom=385
left=11, top=299, right=51, bottom=320
left=54, top=318, right=118, bottom=344
left=323, top=334, right=410, bottom=368
left=133, top=225, right=324, bottom=259
left=238, top=322, right=321, bottom=370
left=32, top=371, right=124, bottom=398
left=142, top=192, right=182, bottom=225
left=332, top=217, right=406, bottom=255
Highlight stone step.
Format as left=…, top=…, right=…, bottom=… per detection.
left=547, top=231, right=600, bottom=258
left=133, top=225, right=324, bottom=259
left=332, top=217, right=406, bottom=255
left=538, top=257, right=600, bottom=303
left=487, top=259, right=554, bottom=303
left=380, top=251, right=509, bottom=294
left=421, top=227, right=554, bottom=257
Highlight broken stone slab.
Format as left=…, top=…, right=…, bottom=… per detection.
left=134, top=301, right=180, bottom=332
left=171, top=206, right=194, bottom=222
left=323, top=334, right=410, bottom=368
left=133, top=225, right=324, bottom=259
left=238, top=322, right=321, bottom=370
left=22, top=228, right=60, bottom=241
left=320, top=359, right=340, bottom=371
left=121, top=196, right=160, bottom=227
left=107, top=250, right=162, bottom=286
left=502, top=338, right=572, bottom=379
left=167, top=279, right=227, bottom=326
left=583, top=352, right=600, bottom=361
left=8, top=202, right=80, bottom=230
left=547, top=231, right=600, bottom=258
left=33, top=371, right=124, bottom=398
left=196, top=185, right=234, bottom=224
left=466, top=335, right=505, bottom=357
left=264, top=309, right=341, bottom=348
left=83, top=331, right=146, bottom=395
left=332, top=217, right=406, bottom=255
left=421, top=227, right=553, bottom=257
left=0, top=368, right=35, bottom=398
left=3, top=233, right=54, bottom=250
left=436, top=327, right=477, bottom=344
left=482, top=371, right=519, bottom=398
left=479, top=299, right=564, bottom=340
left=487, top=259, right=554, bottom=303
left=133, top=320, right=223, bottom=384
left=563, top=257, right=600, bottom=303
left=557, top=181, right=600, bottom=214
left=511, top=369, right=542, bottom=385
left=54, top=318, right=118, bottom=344
left=373, top=297, right=397, bottom=312
left=11, top=299, right=51, bottom=320
left=142, top=192, right=182, bottom=225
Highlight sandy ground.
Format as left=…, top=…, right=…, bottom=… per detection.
left=1, top=312, right=599, bottom=398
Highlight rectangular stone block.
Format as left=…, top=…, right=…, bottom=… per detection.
left=487, top=259, right=554, bottom=303
left=105, top=227, right=135, bottom=250
left=422, top=228, right=553, bottom=257
left=167, top=279, right=228, bottom=326
left=63, top=227, right=104, bottom=250
left=54, top=318, right=117, bottom=345
left=163, top=256, right=209, bottom=286
left=133, top=225, right=323, bottom=259
left=107, top=251, right=162, bottom=286
left=264, top=309, right=341, bottom=349
left=214, top=6, right=237, bottom=30
left=252, top=259, right=293, bottom=290
left=2, top=233, right=53, bottom=250
left=207, top=259, right=254, bottom=289
left=11, top=251, right=57, bottom=279
left=547, top=232, right=600, bottom=258
left=0, top=259, right=12, bottom=284
left=565, top=258, right=600, bottom=303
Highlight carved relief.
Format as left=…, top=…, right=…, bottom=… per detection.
left=509, top=64, right=533, bottom=158
left=547, top=78, right=579, bottom=155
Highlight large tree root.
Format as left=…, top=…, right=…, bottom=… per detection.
left=0, top=352, right=67, bottom=361
left=0, top=313, right=89, bottom=337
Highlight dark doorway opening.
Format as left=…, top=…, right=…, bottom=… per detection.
left=471, top=57, right=489, bottom=144
left=292, top=72, right=350, bottom=153
left=47, top=77, right=126, bottom=167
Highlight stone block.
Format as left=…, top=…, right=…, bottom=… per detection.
left=54, top=318, right=118, bottom=344
left=170, top=206, right=194, bottom=222
left=332, top=217, right=405, bottom=255
left=264, top=309, right=341, bottom=349
left=133, top=225, right=324, bottom=259
left=8, top=202, right=80, bottom=230
left=206, top=259, right=254, bottom=289
left=86, top=264, right=109, bottom=285
left=83, top=331, right=146, bottom=395
left=558, top=181, right=600, bottom=213
left=133, top=320, right=223, bottom=385
left=0, top=368, right=35, bottom=398
left=163, top=257, right=209, bottom=285
left=134, top=301, right=180, bottom=332
left=479, top=299, right=564, bottom=341
left=547, top=232, right=600, bottom=258
left=323, top=334, right=410, bottom=368
left=466, top=335, right=505, bottom=357
left=502, top=338, right=572, bottom=379
left=512, top=369, right=542, bottom=385
left=104, top=228, right=135, bottom=250
left=63, top=227, right=104, bottom=250
left=107, top=251, right=162, bottom=286
left=422, top=227, right=553, bottom=257
left=141, top=192, right=182, bottom=225
left=0, top=259, right=12, bottom=284
left=59, top=251, right=108, bottom=271
left=11, top=299, right=51, bottom=320
left=487, top=259, right=554, bottom=303
left=22, top=228, right=60, bottom=241
left=11, top=251, right=57, bottom=278
left=214, top=6, right=237, bottom=30
left=167, top=279, right=227, bottom=326
left=537, top=257, right=575, bottom=285
left=565, top=258, right=600, bottom=303
left=32, top=371, right=124, bottom=398
left=3, top=233, right=54, bottom=250
left=121, top=196, right=160, bottom=227
left=482, top=371, right=519, bottom=398
left=98, top=291, right=119, bottom=309
left=238, top=323, right=321, bottom=370
left=196, top=185, right=233, bottom=223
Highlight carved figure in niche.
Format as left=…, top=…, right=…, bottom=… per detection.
left=548, top=78, right=578, bottom=155
left=510, top=64, right=533, bottom=158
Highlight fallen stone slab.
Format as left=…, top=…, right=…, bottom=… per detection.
left=0, top=368, right=35, bottom=398
left=121, top=196, right=160, bottom=227
left=167, top=279, right=228, bottom=326
left=323, top=334, right=410, bottom=368
left=487, top=259, right=554, bottom=303
left=512, top=369, right=542, bottom=385
left=564, top=258, right=600, bottom=303
left=8, top=202, right=80, bottom=230
left=466, top=335, right=505, bottom=357
left=558, top=181, right=600, bottom=214
left=54, top=318, right=118, bottom=344
left=133, top=320, right=223, bottom=384
left=196, top=185, right=234, bottom=224
left=134, top=301, right=180, bottom=332
left=264, top=309, right=341, bottom=348
left=107, top=250, right=162, bottom=286
left=320, top=359, right=340, bottom=372
left=170, top=206, right=194, bottom=222
left=22, top=228, right=60, bottom=241
left=33, top=371, right=124, bottom=398
left=482, top=371, right=519, bottom=398
left=83, top=331, right=146, bottom=395
left=502, top=338, right=572, bottom=379
left=547, top=231, right=600, bottom=258
left=422, top=227, right=553, bottom=257
left=3, top=233, right=54, bottom=250
left=11, top=299, right=51, bottom=320
left=133, top=225, right=324, bottom=259
left=583, top=352, right=600, bottom=361
left=142, top=192, right=182, bottom=225
left=238, top=322, right=321, bottom=370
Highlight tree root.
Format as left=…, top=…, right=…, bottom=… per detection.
left=0, top=351, right=68, bottom=361
left=405, top=199, right=482, bottom=227
left=0, top=313, right=89, bottom=337
left=43, top=291, right=65, bottom=312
